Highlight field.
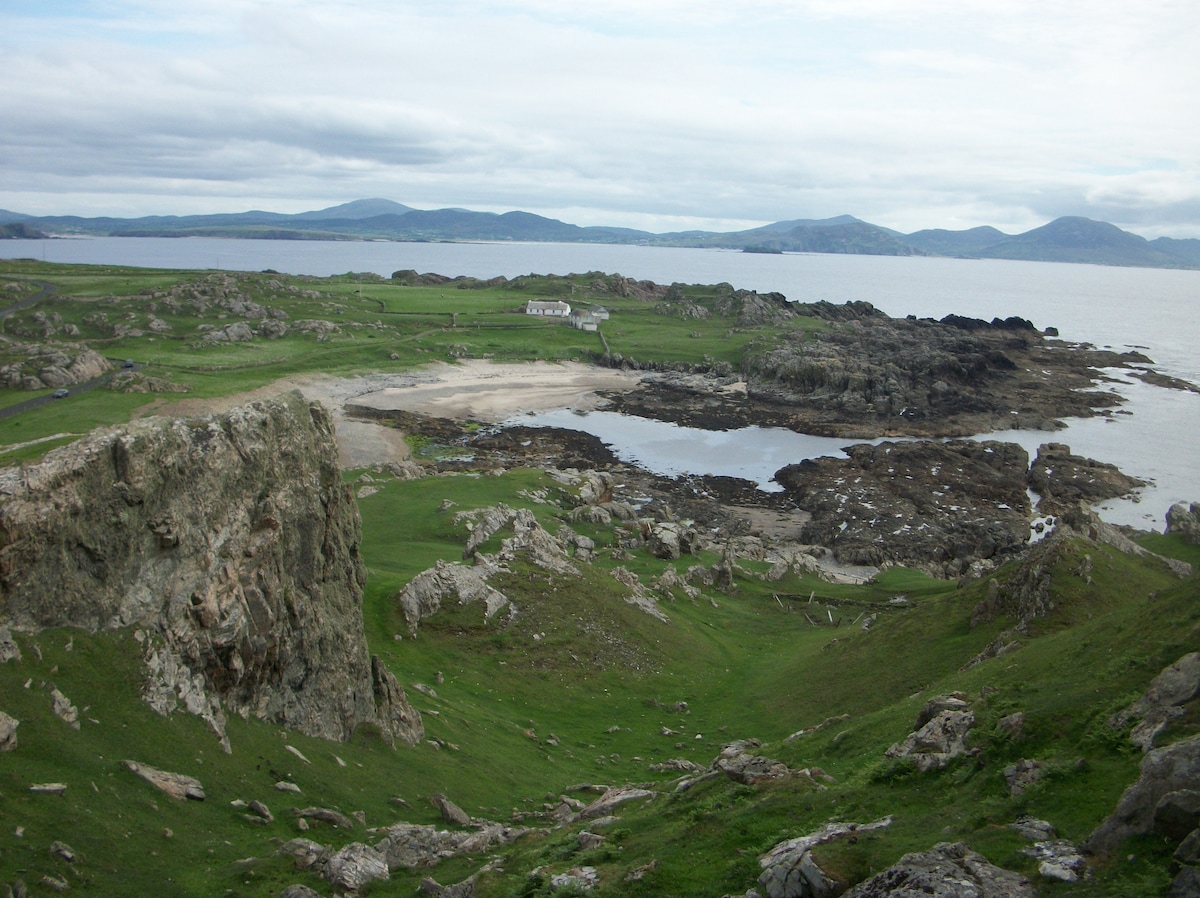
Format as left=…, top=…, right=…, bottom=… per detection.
left=1, top=260, right=1198, bottom=897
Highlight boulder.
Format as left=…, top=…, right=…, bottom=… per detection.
left=1176, top=828, right=1200, bottom=865
left=0, top=626, right=19, bottom=663
left=431, top=793, right=471, bottom=826
left=498, top=508, right=579, bottom=575
left=1020, top=839, right=1087, bottom=883
left=557, top=524, right=595, bottom=558
left=914, top=693, right=969, bottom=730
left=48, top=842, right=75, bottom=862
left=997, top=711, right=1025, bottom=739
left=842, top=842, right=1034, bottom=898
left=223, top=321, right=254, bottom=342
left=38, top=366, right=73, bottom=387
left=1003, top=759, right=1045, bottom=796
left=716, top=742, right=791, bottom=785
left=419, top=876, right=477, bottom=897
left=648, top=522, right=684, bottom=560
left=1153, top=790, right=1200, bottom=842
left=318, top=842, right=389, bottom=891
left=1168, top=867, right=1200, bottom=898
left=294, top=807, right=355, bottom=829
left=123, top=760, right=204, bottom=801
left=569, top=504, right=612, bottom=525
left=0, top=711, right=18, bottom=751
left=257, top=319, right=289, bottom=339
left=1166, top=502, right=1200, bottom=545
left=572, top=785, right=657, bottom=821
left=247, top=799, right=273, bottom=823
left=1085, top=733, right=1200, bottom=856
left=278, top=886, right=320, bottom=898
left=610, top=567, right=670, bottom=622
left=574, top=471, right=615, bottom=506
left=578, top=831, right=606, bottom=851
left=551, top=867, right=599, bottom=891
left=757, top=818, right=892, bottom=898
left=1010, top=817, right=1056, bottom=842
left=372, top=656, right=424, bottom=747
left=885, top=710, right=976, bottom=772
left=50, top=688, right=79, bottom=730
left=1109, top=652, right=1200, bottom=751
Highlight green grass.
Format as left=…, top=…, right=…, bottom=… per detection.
left=3, top=260, right=1200, bottom=896
left=0, top=262, right=807, bottom=455
left=3, top=453, right=1198, bottom=897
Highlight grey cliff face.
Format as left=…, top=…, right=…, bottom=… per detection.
left=0, top=392, right=421, bottom=748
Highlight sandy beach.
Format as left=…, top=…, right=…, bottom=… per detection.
left=346, top=359, right=643, bottom=422
left=137, top=360, right=645, bottom=469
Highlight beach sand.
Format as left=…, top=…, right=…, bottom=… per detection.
left=136, top=360, right=644, bottom=469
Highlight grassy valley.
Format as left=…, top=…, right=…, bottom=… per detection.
left=1, top=261, right=1199, bottom=896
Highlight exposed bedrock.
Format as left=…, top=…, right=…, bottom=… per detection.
left=0, top=392, right=421, bottom=748
left=609, top=306, right=1154, bottom=438
left=775, top=440, right=1032, bottom=575
left=1029, top=442, right=1146, bottom=515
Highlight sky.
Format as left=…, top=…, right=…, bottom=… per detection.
left=3, top=0, right=1199, bottom=237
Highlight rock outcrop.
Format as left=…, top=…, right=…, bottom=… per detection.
left=755, top=817, right=892, bottom=898
left=1029, top=442, right=1146, bottom=515
left=1085, top=733, right=1200, bottom=857
left=0, top=393, right=421, bottom=749
left=885, top=695, right=977, bottom=772
left=0, top=711, right=17, bottom=751
left=396, top=559, right=511, bottom=635
left=775, top=440, right=1031, bottom=575
left=613, top=304, right=1151, bottom=438
left=842, top=842, right=1034, bottom=898
left=1167, top=502, right=1200, bottom=545
left=1109, top=653, right=1200, bottom=751
left=375, top=820, right=529, bottom=869
left=0, top=348, right=112, bottom=391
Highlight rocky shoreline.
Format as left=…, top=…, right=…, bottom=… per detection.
left=349, top=399, right=1160, bottom=580
left=604, top=304, right=1161, bottom=439
left=339, top=298, right=1184, bottom=579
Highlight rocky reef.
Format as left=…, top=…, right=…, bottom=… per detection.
left=609, top=306, right=1154, bottom=438
left=0, top=392, right=421, bottom=750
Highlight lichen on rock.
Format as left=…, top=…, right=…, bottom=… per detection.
left=0, top=392, right=421, bottom=749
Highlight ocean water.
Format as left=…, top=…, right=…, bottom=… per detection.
left=5, top=236, right=1198, bottom=527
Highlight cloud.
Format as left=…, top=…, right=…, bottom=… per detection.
left=1, top=0, right=1197, bottom=236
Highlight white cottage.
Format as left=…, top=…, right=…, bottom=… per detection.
left=525, top=300, right=571, bottom=317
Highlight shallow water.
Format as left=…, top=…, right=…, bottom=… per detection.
left=7, top=237, right=1197, bottom=527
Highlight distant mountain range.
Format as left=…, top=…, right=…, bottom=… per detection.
left=2, top=198, right=1198, bottom=269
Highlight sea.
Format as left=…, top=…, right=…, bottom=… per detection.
left=4, top=236, right=1199, bottom=529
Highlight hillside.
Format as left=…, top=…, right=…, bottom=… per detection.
left=1, top=261, right=1200, bottom=897
left=4, top=200, right=1198, bottom=268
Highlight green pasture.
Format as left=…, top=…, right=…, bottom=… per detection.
left=1, top=260, right=1198, bottom=896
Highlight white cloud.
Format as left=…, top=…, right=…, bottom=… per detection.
left=1, top=0, right=1198, bottom=236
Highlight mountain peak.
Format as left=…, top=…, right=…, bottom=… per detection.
left=297, top=198, right=415, bottom=220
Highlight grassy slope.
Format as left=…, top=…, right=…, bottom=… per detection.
left=1, top=261, right=1199, bottom=896
left=0, top=263, right=801, bottom=463
left=4, top=468, right=1195, bottom=896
